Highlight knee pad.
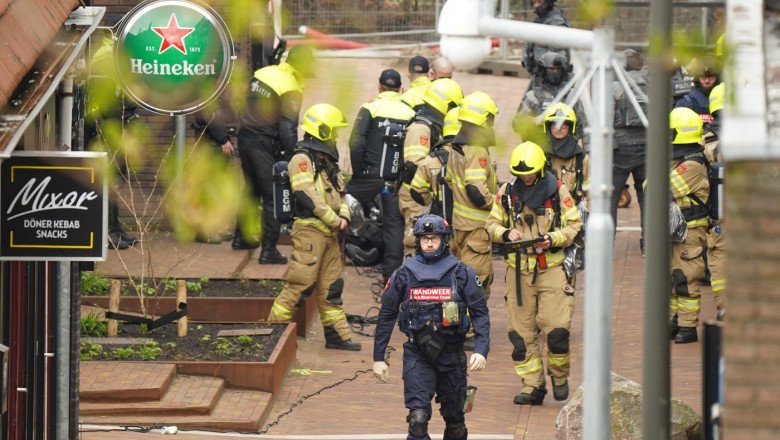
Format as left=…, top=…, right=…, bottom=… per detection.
left=326, top=278, right=344, bottom=305
left=296, top=285, right=316, bottom=306
left=547, top=328, right=570, bottom=354
left=671, top=269, right=689, bottom=296
left=508, top=330, right=527, bottom=361
left=407, top=408, right=429, bottom=438
left=444, top=421, right=467, bottom=440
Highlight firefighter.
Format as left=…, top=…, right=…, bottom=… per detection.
left=373, top=214, right=490, bottom=440
left=513, top=52, right=588, bottom=149
left=267, top=103, right=361, bottom=351
left=399, top=79, right=464, bottom=256
left=485, top=141, right=583, bottom=405
left=705, top=83, right=726, bottom=320
left=401, top=108, right=461, bottom=257
left=668, top=107, right=710, bottom=343
left=401, top=56, right=432, bottom=111
left=346, top=69, right=416, bottom=282
left=522, top=0, right=571, bottom=80
left=237, top=45, right=316, bottom=264
left=542, top=103, right=589, bottom=205
left=446, top=91, right=499, bottom=297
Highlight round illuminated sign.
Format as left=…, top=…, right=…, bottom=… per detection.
left=115, top=0, right=233, bottom=115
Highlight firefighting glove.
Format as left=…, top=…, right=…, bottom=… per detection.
left=468, top=353, right=486, bottom=372
left=373, top=361, right=389, bottom=382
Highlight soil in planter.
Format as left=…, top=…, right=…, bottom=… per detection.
left=82, top=322, right=284, bottom=362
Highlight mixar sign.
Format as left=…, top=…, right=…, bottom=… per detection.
left=0, top=152, right=107, bottom=261
left=115, top=0, right=234, bottom=115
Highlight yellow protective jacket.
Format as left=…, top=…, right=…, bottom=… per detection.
left=446, top=143, right=497, bottom=231
left=670, top=151, right=710, bottom=229
left=288, top=151, right=350, bottom=236
left=485, top=180, right=583, bottom=270
left=548, top=153, right=589, bottom=204
left=400, top=76, right=431, bottom=110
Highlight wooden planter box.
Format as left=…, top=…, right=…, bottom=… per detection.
left=81, top=293, right=317, bottom=338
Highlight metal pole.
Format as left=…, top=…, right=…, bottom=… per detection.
left=500, top=0, right=509, bottom=61
left=435, top=0, right=441, bottom=30
left=56, top=75, right=74, bottom=439
left=175, top=115, right=186, bottom=179
left=642, top=0, right=672, bottom=438
left=583, top=27, right=615, bottom=440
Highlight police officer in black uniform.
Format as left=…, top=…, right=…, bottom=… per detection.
left=237, top=45, right=316, bottom=264
left=522, top=0, right=570, bottom=80
left=373, top=214, right=490, bottom=440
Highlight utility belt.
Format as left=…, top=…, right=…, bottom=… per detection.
left=681, top=203, right=708, bottom=221
left=407, top=318, right=466, bottom=364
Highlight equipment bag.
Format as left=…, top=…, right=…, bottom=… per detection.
left=709, top=162, right=725, bottom=220
left=272, top=161, right=293, bottom=224
left=378, top=120, right=407, bottom=181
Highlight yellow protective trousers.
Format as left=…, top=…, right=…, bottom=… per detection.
left=453, top=228, right=493, bottom=297
left=670, top=227, right=707, bottom=327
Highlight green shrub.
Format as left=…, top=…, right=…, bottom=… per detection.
left=236, top=335, right=254, bottom=346
left=213, top=337, right=236, bottom=356
left=80, top=341, right=104, bottom=361
left=112, top=347, right=136, bottom=359
left=80, top=312, right=108, bottom=337
left=137, top=342, right=162, bottom=360
left=81, top=272, right=110, bottom=295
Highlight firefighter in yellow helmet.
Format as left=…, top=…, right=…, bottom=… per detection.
left=268, top=104, right=361, bottom=351
left=668, top=107, right=710, bottom=343
left=704, top=83, right=726, bottom=320
left=445, top=91, right=499, bottom=297
left=542, top=103, right=589, bottom=205
left=485, top=141, right=582, bottom=405
left=399, top=80, right=463, bottom=255
left=400, top=107, right=462, bottom=257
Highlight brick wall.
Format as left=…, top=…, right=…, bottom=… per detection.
left=723, top=161, right=780, bottom=439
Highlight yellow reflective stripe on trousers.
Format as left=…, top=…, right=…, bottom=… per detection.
left=669, top=297, right=678, bottom=313
left=514, top=357, right=543, bottom=376
left=464, top=168, right=487, bottom=181
left=271, top=301, right=294, bottom=320
left=547, top=353, right=570, bottom=368
left=453, top=201, right=489, bottom=221
left=711, top=278, right=726, bottom=292
left=294, top=217, right=331, bottom=234
left=320, top=309, right=346, bottom=324
left=677, top=297, right=701, bottom=312
left=290, top=172, right=314, bottom=188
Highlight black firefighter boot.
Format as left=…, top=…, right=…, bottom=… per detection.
left=552, top=378, right=569, bottom=401
left=674, top=326, right=698, bottom=344
left=324, top=327, right=361, bottom=351
left=513, top=386, right=547, bottom=405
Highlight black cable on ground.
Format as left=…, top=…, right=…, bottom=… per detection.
left=347, top=306, right=380, bottom=337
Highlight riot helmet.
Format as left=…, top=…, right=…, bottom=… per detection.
left=301, top=103, right=348, bottom=160
left=537, top=52, right=568, bottom=85
left=413, top=214, right=451, bottom=261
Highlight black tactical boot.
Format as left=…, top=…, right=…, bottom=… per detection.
left=670, top=316, right=679, bottom=340
left=259, top=247, right=288, bottom=264
left=552, top=379, right=569, bottom=401
left=324, top=327, right=361, bottom=351
left=108, top=230, right=132, bottom=250
left=674, top=326, right=698, bottom=344
left=513, top=386, right=547, bottom=405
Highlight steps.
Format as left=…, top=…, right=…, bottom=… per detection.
left=80, top=362, right=274, bottom=431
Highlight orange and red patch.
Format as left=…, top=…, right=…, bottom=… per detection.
left=676, top=163, right=687, bottom=174
left=479, top=157, right=488, bottom=168
left=563, top=197, right=574, bottom=208
left=420, top=135, right=429, bottom=145
left=298, top=161, right=308, bottom=172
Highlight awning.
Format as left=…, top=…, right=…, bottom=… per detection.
left=0, top=6, right=105, bottom=158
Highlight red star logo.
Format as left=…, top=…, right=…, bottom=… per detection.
left=152, top=13, right=194, bottom=55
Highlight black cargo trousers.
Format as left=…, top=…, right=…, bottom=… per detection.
left=237, top=131, right=283, bottom=250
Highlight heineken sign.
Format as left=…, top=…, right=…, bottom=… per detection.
left=115, top=0, right=234, bottom=115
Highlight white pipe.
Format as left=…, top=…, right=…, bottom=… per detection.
left=478, top=16, right=594, bottom=50
left=582, top=27, right=615, bottom=440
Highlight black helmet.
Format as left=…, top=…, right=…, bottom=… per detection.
left=537, top=52, right=568, bottom=85
left=412, top=214, right=451, bottom=261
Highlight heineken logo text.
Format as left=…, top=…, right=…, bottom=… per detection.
left=130, top=59, right=216, bottom=76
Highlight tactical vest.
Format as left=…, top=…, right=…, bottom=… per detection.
left=397, top=256, right=469, bottom=336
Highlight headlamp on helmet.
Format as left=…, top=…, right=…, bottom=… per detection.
left=669, top=107, right=704, bottom=145
left=510, top=142, right=547, bottom=177
left=412, top=214, right=451, bottom=260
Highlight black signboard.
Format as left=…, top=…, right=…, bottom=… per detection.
left=0, top=152, right=107, bottom=261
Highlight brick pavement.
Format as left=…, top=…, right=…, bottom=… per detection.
left=81, top=58, right=711, bottom=438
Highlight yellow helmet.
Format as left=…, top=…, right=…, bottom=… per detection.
left=509, top=142, right=547, bottom=177
left=458, top=91, right=499, bottom=127
left=669, top=107, right=703, bottom=145
left=301, top=103, right=348, bottom=142
left=709, top=83, right=725, bottom=114
left=422, top=78, right=463, bottom=115
left=442, top=107, right=461, bottom=138
left=542, top=102, right=577, bottom=135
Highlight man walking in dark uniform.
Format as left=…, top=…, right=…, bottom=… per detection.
left=237, top=45, right=315, bottom=264
left=373, top=214, right=490, bottom=440
left=347, top=69, right=415, bottom=282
